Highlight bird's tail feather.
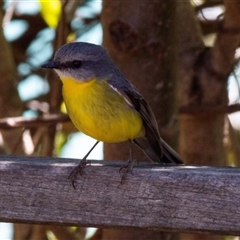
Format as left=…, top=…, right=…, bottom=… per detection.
left=160, top=138, right=183, bottom=164
left=133, top=138, right=183, bottom=164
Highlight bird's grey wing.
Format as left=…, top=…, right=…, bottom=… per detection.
left=107, top=79, right=164, bottom=161
left=108, top=77, right=183, bottom=164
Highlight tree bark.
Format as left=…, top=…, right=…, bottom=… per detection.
left=0, top=9, right=23, bottom=154
left=0, top=6, right=29, bottom=240
left=177, top=1, right=240, bottom=239
left=102, top=0, right=179, bottom=160
left=178, top=1, right=240, bottom=166
left=102, top=0, right=179, bottom=239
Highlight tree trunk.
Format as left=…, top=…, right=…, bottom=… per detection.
left=177, top=0, right=227, bottom=165
left=0, top=7, right=31, bottom=240
left=102, top=0, right=179, bottom=239
left=177, top=1, right=240, bottom=240
left=0, top=9, right=23, bottom=154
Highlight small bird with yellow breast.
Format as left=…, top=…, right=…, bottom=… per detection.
left=42, top=42, right=183, bottom=187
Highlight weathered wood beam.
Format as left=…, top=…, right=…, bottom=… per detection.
left=0, top=155, right=239, bottom=236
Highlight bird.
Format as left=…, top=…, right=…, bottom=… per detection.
left=42, top=42, right=183, bottom=187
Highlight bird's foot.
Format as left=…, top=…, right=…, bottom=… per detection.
left=119, top=158, right=136, bottom=184
left=68, top=159, right=91, bottom=189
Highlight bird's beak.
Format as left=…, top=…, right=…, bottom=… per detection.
left=41, top=61, right=59, bottom=69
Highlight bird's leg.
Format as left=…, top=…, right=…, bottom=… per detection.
left=119, top=140, right=135, bottom=184
left=68, top=140, right=99, bottom=189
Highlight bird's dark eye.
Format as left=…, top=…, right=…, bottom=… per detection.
left=72, top=60, right=82, bottom=68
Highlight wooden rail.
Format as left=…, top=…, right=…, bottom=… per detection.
left=0, top=154, right=239, bottom=236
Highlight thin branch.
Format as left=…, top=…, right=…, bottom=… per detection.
left=180, top=103, right=240, bottom=114
left=0, top=114, right=70, bottom=129
left=2, top=1, right=16, bottom=26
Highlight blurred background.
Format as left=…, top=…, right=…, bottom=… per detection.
left=0, top=0, right=240, bottom=240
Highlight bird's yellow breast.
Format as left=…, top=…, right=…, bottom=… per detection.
left=60, top=77, right=143, bottom=143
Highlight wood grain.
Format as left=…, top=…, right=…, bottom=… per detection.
left=0, top=155, right=239, bottom=235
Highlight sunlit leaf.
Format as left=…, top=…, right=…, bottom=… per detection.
left=60, top=102, right=67, bottom=114
left=39, top=0, right=61, bottom=28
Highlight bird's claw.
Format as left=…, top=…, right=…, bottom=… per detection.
left=119, top=159, right=135, bottom=184
left=68, top=159, right=91, bottom=189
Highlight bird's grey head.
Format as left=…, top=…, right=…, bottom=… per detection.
left=42, top=42, right=115, bottom=81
